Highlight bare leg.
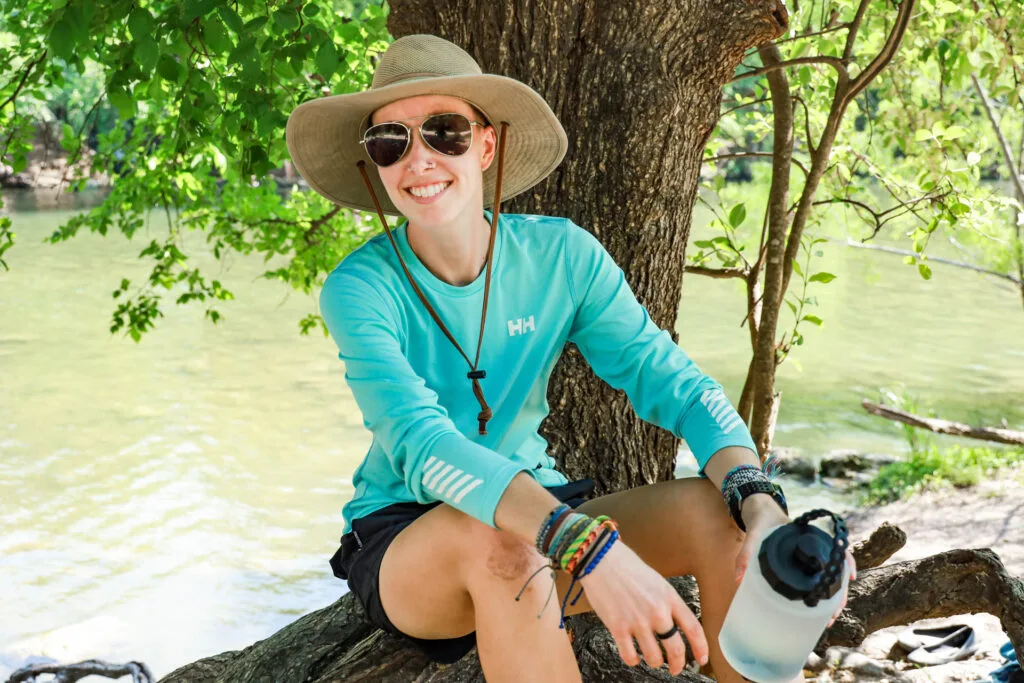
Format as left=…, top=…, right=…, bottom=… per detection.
left=377, top=503, right=582, bottom=683
left=376, top=477, right=744, bottom=681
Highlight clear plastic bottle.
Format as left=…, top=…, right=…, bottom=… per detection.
left=718, top=511, right=849, bottom=683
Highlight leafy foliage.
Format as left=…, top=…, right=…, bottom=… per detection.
left=0, top=0, right=391, bottom=337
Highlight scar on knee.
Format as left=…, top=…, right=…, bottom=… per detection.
left=486, top=534, right=535, bottom=581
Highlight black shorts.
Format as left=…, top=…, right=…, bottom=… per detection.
left=329, top=477, right=595, bottom=664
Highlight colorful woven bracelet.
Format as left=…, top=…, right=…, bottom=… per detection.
left=580, top=529, right=619, bottom=577
left=569, top=522, right=615, bottom=575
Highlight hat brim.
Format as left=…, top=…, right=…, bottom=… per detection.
left=285, top=75, right=568, bottom=216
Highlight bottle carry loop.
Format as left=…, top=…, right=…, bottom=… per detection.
left=793, top=509, right=849, bottom=607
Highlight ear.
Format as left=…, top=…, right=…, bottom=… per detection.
left=479, top=124, right=497, bottom=172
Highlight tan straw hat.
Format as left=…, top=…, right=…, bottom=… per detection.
left=285, top=34, right=568, bottom=215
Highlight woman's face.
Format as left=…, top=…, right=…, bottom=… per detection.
left=370, top=94, right=496, bottom=227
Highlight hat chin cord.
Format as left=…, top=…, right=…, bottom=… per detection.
left=357, top=122, right=510, bottom=436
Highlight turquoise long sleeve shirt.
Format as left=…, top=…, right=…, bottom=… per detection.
left=320, top=212, right=757, bottom=534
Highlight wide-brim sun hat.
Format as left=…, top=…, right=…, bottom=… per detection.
left=285, top=34, right=568, bottom=216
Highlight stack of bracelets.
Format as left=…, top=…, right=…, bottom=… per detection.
left=516, top=457, right=786, bottom=626
left=721, top=455, right=788, bottom=532
left=515, top=504, right=620, bottom=628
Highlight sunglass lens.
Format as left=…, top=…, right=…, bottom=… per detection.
left=364, top=123, right=409, bottom=167
left=421, top=114, right=474, bottom=156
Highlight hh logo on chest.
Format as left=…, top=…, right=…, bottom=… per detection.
left=507, top=316, right=536, bottom=337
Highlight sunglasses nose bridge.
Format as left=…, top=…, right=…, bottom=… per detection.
left=402, top=123, right=442, bottom=167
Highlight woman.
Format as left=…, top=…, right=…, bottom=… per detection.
left=286, top=34, right=849, bottom=682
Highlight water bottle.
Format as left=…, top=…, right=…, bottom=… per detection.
left=718, top=509, right=849, bottom=683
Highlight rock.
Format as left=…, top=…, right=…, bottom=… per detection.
left=819, top=451, right=897, bottom=479
left=822, top=646, right=901, bottom=679
left=770, top=447, right=818, bottom=481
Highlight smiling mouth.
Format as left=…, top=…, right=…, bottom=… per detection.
left=405, top=181, right=451, bottom=199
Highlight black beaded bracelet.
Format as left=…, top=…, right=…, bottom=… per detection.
left=725, top=478, right=788, bottom=532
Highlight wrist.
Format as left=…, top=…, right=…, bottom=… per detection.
left=740, top=492, right=788, bottom=527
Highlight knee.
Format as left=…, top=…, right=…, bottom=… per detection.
left=449, top=509, right=546, bottom=586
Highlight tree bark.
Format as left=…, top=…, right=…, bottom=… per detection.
left=862, top=399, right=1024, bottom=445
left=158, top=577, right=711, bottom=683
left=850, top=521, right=907, bottom=570
left=388, top=0, right=788, bottom=493
left=821, top=548, right=1024, bottom=660
left=155, top=530, right=1021, bottom=682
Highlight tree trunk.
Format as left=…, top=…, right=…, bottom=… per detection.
left=158, top=578, right=711, bottom=683
left=388, top=0, right=788, bottom=493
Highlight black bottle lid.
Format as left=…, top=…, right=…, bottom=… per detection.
left=758, top=522, right=844, bottom=604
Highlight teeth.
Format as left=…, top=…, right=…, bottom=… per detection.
left=408, top=182, right=450, bottom=198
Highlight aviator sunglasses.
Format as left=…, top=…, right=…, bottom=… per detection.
left=359, top=112, right=485, bottom=168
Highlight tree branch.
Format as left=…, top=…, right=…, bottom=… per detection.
left=719, top=96, right=770, bottom=119
left=972, top=73, right=1024, bottom=206
left=704, top=151, right=809, bottom=177
left=0, top=50, right=48, bottom=113
left=814, top=189, right=950, bottom=240
left=836, top=238, right=1023, bottom=286
left=7, top=659, right=154, bottom=683
left=851, top=522, right=907, bottom=570
left=842, top=0, right=872, bottom=61
left=730, top=55, right=849, bottom=83
left=684, top=264, right=749, bottom=279
left=862, top=399, right=1024, bottom=445
left=822, top=549, right=1024, bottom=659
left=846, top=0, right=916, bottom=103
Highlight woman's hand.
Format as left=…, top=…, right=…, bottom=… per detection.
left=579, top=541, right=709, bottom=676
left=734, top=494, right=857, bottom=626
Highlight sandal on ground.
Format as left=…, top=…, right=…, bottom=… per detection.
left=897, top=621, right=973, bottom=651
left=906, top=626, right=978, bottom=666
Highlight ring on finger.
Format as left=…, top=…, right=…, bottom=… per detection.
left=655, top=623, right=680, bottom=640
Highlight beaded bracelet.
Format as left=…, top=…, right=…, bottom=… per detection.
left=535, top=504, right=570, bottom=553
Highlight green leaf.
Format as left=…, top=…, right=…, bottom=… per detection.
left=134, top=36, right=159, bottom=73
left=728, top=203, right=746, bottom=228
left=802, top=315, right=823, bottom=326
left=303, top=3, right=321, bottom=16
left=157, top=55, right=182, bottom=83
left=918, top=263, right=933, bottom=280
left=316, top=39, right=339, bottom=78
left=809, top=272, right=836, bottom=284
left=942, top=125, right=967, bottom=140
left=914, top=128, right=933, bottom=142
left=202, top=17, right=233, bottom=54
left=128, top=7, right=154, bottom=39
left=791, top=257, right=803, bottom=277
left=273, top=9, right=299, bottom=30
left=108, top=89, right=136, bottom=119
left=785, top=299, right=797, bottom=316
left=902, top=255, right=916, bottom=265
left=47, top=18, right=75, bottom=61
left=218, top=6, right=244, bottom=33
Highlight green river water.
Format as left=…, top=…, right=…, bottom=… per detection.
left=1, top=188, right=1022, bottom=677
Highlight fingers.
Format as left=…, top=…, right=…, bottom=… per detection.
left=611, top=628, right=642, bottom=667
left=635, top=629, right=665, bottom=670
left=659, top=631, right=688, bottom=676
left=672, top=596, right=709, bottom=666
